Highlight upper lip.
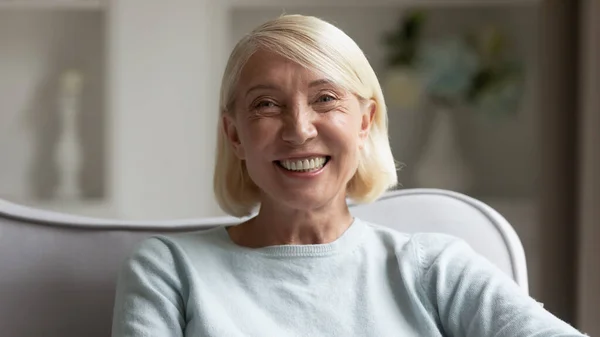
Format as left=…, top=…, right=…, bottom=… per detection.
left=276, top=153, right=329, bottom=161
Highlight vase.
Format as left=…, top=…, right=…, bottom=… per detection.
left=413, top=105, right=473, bottom=193
left=54, top=70, right=84, bottom=200
left=383, top=67, right=435, bottom=187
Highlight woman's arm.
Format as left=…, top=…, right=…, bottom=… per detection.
left=111, top=237, right=186, bottom=337
left=415, top=234, right=587, bottom=337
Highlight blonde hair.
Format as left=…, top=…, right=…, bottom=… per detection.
left=214, top=14, right=397, bottom=217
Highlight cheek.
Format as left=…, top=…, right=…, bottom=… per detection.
left=238, top=119, right=280, bottom=154
left=325, top=113, right=362, bottom=147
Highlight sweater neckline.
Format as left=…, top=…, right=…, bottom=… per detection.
left=216, top=218, right=366, bottom=257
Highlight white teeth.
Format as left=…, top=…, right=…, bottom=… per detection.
left=279, top=157, right=327, bottom=172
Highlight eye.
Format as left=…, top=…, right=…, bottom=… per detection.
left=316, top=94, right=336, bottom=103
left=256, top=101, right=275, bottom=108
left=255, top=100, right=277, bottom=108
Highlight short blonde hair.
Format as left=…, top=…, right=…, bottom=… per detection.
left=214, top=14, right=397, bottom=217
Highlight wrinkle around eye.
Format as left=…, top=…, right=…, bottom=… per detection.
left=245, top=95, right=279, bottom=110
left=247, top=106, right=282, bottom=119
left=314, top=96, right=352, bottom=114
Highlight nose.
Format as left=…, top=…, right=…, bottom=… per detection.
left=281, top=104, right=317, bottom=145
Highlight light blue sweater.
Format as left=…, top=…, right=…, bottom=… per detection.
left=111, top=218, right=585, bottom=336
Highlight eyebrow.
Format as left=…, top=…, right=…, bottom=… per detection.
left=245, top=84, right=280, bottom=98
left=244, top=79, right=335, bottom=98
left=308, top=79, right=335, bottom=88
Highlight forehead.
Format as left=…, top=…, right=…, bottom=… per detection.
left=237, top=50, right=327, bottom=89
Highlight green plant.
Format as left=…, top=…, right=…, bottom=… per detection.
left=383, top=11, right=524, bottom=115
left=383, top=10, right=427, bottom=67
left=466, top=27, right=522, bottom=105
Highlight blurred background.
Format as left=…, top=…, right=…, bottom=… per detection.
left=0, top=0, right=597, bottom=333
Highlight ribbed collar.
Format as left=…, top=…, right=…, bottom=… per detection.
left=216, top=218, right=366, bottom=257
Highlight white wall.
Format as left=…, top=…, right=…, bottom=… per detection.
left=107, top=0, right=228, bottom=219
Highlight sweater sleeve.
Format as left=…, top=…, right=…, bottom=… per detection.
left=414, top=234, right=586, bottom=337
left=111, top=237, right=186, bottom=337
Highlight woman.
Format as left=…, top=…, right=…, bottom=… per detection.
left=112, top=15, right=585, bottom=337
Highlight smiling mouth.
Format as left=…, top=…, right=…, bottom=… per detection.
left=276, top=156, right=331, bottom=172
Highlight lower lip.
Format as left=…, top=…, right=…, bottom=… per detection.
left=275, top=161, right=328, bottom=178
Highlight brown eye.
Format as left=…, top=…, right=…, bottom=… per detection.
left=256, top=101, right=276, bottom=108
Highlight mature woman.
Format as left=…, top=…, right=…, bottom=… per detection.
left=111, top=15, right=585, bottom=337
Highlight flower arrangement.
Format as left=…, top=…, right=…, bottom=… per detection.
left=383, top=10, right=524, bottom=117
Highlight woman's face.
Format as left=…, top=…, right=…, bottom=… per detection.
left=224, top=50, right=374, bottom=211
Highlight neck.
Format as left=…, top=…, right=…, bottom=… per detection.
left=227, top=193, right=353, bottom=248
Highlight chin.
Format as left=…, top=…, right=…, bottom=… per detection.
left=265, top=188, right=341, bottom=212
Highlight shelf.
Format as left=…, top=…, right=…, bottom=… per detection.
left=229, top=0, right=540, bottom=9
left=0, top=0, right=103, bottom=10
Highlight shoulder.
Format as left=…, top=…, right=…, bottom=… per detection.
left=360, top=219, right=467, bottom=258
left=118, top=236, right=183, bottom=279
left=394, top=230, right=512, bottom=293
left=359, top=219, right=481, bottom=276
left=121, top=226, right=229, bottom=273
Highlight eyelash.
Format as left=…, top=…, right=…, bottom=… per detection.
left=315, top=94, right=337, bottom=103
left=253, top=100, right=278, bottom=109
left=251, top=93, right=338, bottom=110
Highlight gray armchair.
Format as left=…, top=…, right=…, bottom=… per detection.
left=0, top=188, right=527, bottom=337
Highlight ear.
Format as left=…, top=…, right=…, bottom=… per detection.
left=358, top=99, right=376, bottom=147
left=222, top=113, right=246, bottom=160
